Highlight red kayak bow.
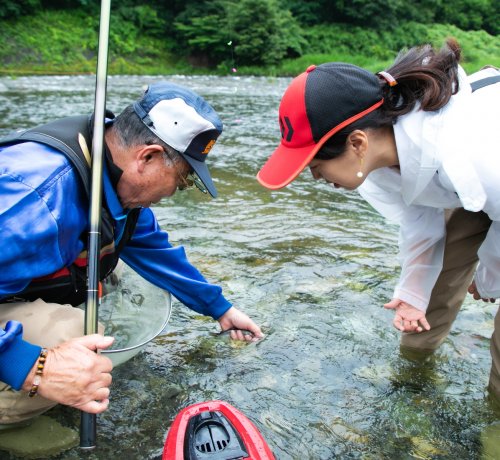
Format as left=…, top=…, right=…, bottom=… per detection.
left=163, top=400, right=275, bottom=460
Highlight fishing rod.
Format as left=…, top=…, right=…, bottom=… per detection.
left=80, top=0, right=111, bottom=449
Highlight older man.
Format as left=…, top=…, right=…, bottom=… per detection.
left=0, top=82, right=262, bottom=425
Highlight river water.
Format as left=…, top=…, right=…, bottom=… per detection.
left=0, top=75, right=498, bottom=459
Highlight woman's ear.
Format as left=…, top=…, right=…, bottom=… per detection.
left=347, top=130, right=368, bottom=159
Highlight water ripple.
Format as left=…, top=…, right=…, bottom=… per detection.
left=2, top=75, right=496, bottom=460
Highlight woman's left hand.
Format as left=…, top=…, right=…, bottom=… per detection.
left=467, top=281, right=496, bottom=303
left=218, top=307, right=264, bottom=342
left=384, top=298, right=431, bottom=333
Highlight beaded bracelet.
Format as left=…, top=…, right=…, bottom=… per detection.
left=28, top=348, right=48, bottom=398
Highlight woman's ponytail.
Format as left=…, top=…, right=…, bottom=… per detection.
left=381, top=38, right=461, bottom=118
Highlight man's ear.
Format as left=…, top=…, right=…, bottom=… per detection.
left=136, top=144, right=164, bottom=172
left=347, top=130, right=368, bottom=160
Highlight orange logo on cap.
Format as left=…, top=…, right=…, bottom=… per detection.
left=202, top=140, right=216, bottom=155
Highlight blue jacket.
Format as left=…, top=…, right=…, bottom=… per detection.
left=0, top=141, right=232, bottom=389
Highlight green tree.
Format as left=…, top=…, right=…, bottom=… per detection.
left=328, top=0, right=440, bottom=29
left=174, top=0, right=304, bottom=67
left=282, top=0, right=326, bottom=25
left=116, top=4, right=165, bottom=38
left=436, top=0, right=499, bottom=34
left=284, top=0, right=445, bottom=29
left=40, top=0, right=97, bottom=7
left=0, top=0, right=41, bottom=19
left=173, top=1, right=230, bottom=65
left=228, top=0, right=304, bottom=65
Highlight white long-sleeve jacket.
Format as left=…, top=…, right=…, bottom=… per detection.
left=358, top=66, right=500, bottom=312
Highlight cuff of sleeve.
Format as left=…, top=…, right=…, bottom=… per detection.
left=206, top=293, right=232, bottom=320
left=393, top=288, right=428, bottom=312
left=0, top=336, right=41, bottom=390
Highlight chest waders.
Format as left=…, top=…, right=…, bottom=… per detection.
left=470, top=74, right=500, bottom=92
left=0, top=114, right=140, bottom=306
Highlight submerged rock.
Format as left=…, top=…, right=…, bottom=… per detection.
left=0, top=415, right=78, bottom=458
left=327, top=418, right=369, bottom=444
left=480, top=421, right=500, bottom=460
left=410, top=436, right=447, bottom=458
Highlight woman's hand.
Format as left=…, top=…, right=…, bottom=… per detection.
left=384, top=299, right=431, bottom=333
left=467, top=281, right=496, bottom=303
left=218, top=307, right=264, bottom=342
left=22, top=334, right=114, bottom=414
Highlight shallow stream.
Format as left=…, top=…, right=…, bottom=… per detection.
left=0, top=74, right=498, bottom=459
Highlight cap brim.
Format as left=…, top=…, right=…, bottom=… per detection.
left=182, top=155, right=218, bottom=198
left=257, top=142, right=319, bottom=190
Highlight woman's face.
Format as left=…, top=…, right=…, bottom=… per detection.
left=307, top=128, right=398, bottom=189
left=308, top=148, right=365, bottom=191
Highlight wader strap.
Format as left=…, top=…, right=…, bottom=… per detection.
left=471, top=75, right=500, bottom=92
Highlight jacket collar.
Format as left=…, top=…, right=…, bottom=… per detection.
left=394, top=66, right=486, bottom=211
left=395, top=107, right=442, bottom=205
left=102, top=161, right=128, bottom=221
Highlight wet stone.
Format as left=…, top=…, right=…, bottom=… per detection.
left=0, top=415, right=78, bottom=459
left=480, top=421, right=500, bottom=460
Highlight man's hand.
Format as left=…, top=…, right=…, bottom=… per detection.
left=468, top=281, right=496, bottom=303
left=384, top=299, right=431, bottom=333
left=218, top=307, right=264, bottom=342
left=22, top=334, right=114, bottom=414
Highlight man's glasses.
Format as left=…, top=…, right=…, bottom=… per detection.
left=178, top=171, right=208, bottom=194
left=163, top=149, right=208, bottom=194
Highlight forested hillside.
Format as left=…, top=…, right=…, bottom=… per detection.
left=0, top=0, right=498, bottom=75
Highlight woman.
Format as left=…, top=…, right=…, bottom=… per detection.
left=257, top=40, right=500, bottom=402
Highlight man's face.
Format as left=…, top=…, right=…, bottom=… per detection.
left=117, top=147, right=191, bottom=209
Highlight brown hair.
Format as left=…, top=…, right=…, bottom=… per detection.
left=315, top=38, right=461, bottom=160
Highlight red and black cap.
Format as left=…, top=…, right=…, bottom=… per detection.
left=257, top=63, right=384, bottom=189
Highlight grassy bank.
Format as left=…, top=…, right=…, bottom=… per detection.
left=0, top=9, right=498, bottom=77
left=0, top=9, right=185, bottom=75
